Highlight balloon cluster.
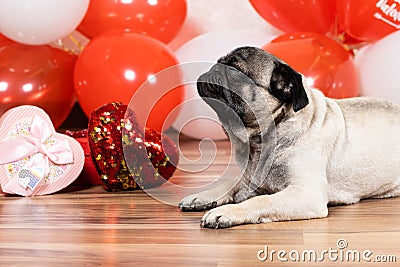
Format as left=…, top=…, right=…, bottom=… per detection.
left=0, top=0, right=88, bottom=128
left=74, top=0, right=187, bottom=132
left=1, top=0, right=400, bottom=135
left=250, top=0, right=399, bottom=43
left=249, top=0, right=400, bottom=101
left=0, top=0, right=187, bottom=131
left=169, top=1, right=400, bottom=140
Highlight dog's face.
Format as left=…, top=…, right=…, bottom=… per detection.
left=197, top=47, right=309, bottom=134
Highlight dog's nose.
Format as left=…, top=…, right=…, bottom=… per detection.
left=210, top=64, right=224, bottom=73
left=212, top=63, right=243, bottom=78
left=197, top=72, right=212, bottom=97
left=210, top=63, right=235, bottom=75
left=197, top=70, right=227, bottom=98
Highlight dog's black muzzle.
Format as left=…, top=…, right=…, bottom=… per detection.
left=197, top=64, right=232, bottom=99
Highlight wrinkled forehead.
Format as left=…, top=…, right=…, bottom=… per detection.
left=218, top=47, right=279, bottom=87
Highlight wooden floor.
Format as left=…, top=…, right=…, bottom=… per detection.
left=1, top=139, right=399, bottom=266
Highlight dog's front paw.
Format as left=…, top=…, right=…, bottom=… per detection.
left=179, top=193, right=218, bottom=211
left=200, top=204, right=245, bottom=229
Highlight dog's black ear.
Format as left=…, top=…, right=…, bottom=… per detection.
left=268, top=61, right=309, bottom=112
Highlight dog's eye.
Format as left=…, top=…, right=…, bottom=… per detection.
left=224, top=55, right=245, bottom=72
left=227, top=55, right=240, bottom=65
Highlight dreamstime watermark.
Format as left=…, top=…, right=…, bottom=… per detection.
left=257, top=239, right=397, bottom=263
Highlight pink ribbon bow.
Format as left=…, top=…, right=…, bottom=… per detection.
left=0, top=115, right=74, bottom=188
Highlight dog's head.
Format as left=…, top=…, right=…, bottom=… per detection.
left=197, top=46, right=309, bottom=136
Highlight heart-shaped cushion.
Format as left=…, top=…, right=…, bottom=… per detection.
left=88, top=102, right=178, bottom=191
left=0, top=105, right=84, bottom=196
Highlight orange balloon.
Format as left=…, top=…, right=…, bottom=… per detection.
left=337, top=0, right=400, bottom=43
left=249, top=0, right=336, bottom=34
left=78, top=0, right=187, bottom=43
left=74, top=31, right=183, bottom=132
left=263, top=32, right=359, bottom=99
left=0, top=43, right=76, bottom=128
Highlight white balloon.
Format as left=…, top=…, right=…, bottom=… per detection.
left=173, top=31, right=276, bottom=140
left=355, top=31, right=400, bottom=105
left=0, top=0, right=90, bottom=45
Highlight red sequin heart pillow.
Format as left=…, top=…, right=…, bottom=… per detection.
left=88, top=103, right=178, bottom=191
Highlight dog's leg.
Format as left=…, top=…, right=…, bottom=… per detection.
left=200, top=183, right=329, bottom=228
left=178, top=178, right=239, bottom=211
left=179, top=153, right=256, bottom=211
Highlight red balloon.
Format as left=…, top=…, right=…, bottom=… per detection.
left=74, top=31, right=183, bottom=132
left=249, top=0, right=336, bottom=34
left=0, top=34, right=13, bottom=46
left=0, top=43, right=76, bottom=128
left=78, top=0, right=187, bottom=43
left=336, top=0, right=400, bottom=42
left=263, top=32, right=359, bottom=99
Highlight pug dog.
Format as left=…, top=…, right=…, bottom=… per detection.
left=178, top=46, right=400, bottom=229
